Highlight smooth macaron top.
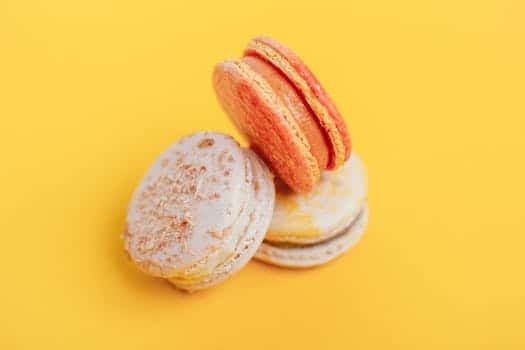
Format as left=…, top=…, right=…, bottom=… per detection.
left=266, top=153, right=367, bottom=244
left=124, top=132, right=254, bottom=278
left=213, top=36, right=351, bottom=193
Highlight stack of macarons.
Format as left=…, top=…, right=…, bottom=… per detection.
left=123, top=37, right=368, bottom=291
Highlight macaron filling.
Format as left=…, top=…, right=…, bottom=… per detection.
left=255, top=204, right=368, bottom=268
left=242, top=54, right=332, bottom=170
left=262, top=205, right=365, bottom=250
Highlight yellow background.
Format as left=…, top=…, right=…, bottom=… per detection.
left=1, top=0, right=524, bottom=348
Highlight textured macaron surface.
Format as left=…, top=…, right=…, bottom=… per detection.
left=266, top=153, right=367, bottom=244
left=242, top=55, right=330, bottom=170
left=245, top=36, right=352, bottom=169
left=213, top=37, right=352, bottom=193
left=170, top=149, right=275, bottom=291
left=124, top=132, right=253, bottom=279
left=213, top=59, right=320, bottom=193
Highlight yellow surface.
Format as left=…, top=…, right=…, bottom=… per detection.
left=1, top=0, right=524, bottom=348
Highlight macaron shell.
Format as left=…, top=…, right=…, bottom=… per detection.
left=124, top=132, right=249, bottom=278
left=168, top=170, right=255, bottom=288
left=242, top=55, right=330, bottom=170
left=255, top=204, right=368, bottom=268
left=266, top=153, right=367, bottom=244
left=213, top=59, right=320, bottom=193
left=170, top=148, right=275, bottom=291
left=168, top=150, right=258, bottom=289
left=245, top=36, right=351, bottom=169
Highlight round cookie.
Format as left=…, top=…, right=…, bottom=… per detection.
left=213, top=37, right=352, bottom=193
left=123, top=132, right=275, bottom=291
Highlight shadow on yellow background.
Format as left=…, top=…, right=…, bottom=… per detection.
left=1, top=0, right=524, bottom=349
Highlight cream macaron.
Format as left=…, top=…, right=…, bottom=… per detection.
left=123, top=132, right=275, bottom=291
left=255, top=153, right=368, bottom=268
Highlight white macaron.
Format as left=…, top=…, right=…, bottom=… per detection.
left=124, top=132, right=275, bottom=291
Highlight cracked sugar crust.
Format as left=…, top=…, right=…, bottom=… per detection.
left=124, top=132, right=248, bottom=278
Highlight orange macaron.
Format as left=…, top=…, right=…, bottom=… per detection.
left=213, top=37, right=351, bottom=193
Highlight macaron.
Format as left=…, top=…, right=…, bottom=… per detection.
left=254, top=153, right=368, bottom=268
left=123, top=132, right=275, bottom=291
left=213, top=36, right=351, bottom=193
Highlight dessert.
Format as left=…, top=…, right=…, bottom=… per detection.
left=255, top=153, right=368, bottom=267
left=213, top=37, right=351, bottom=193
left=123, top=132, right=275, bottom=291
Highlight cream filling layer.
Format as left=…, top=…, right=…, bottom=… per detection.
left=265, top=197, right=367, bottom=244
left=264, top=205, right=366, bottom=249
